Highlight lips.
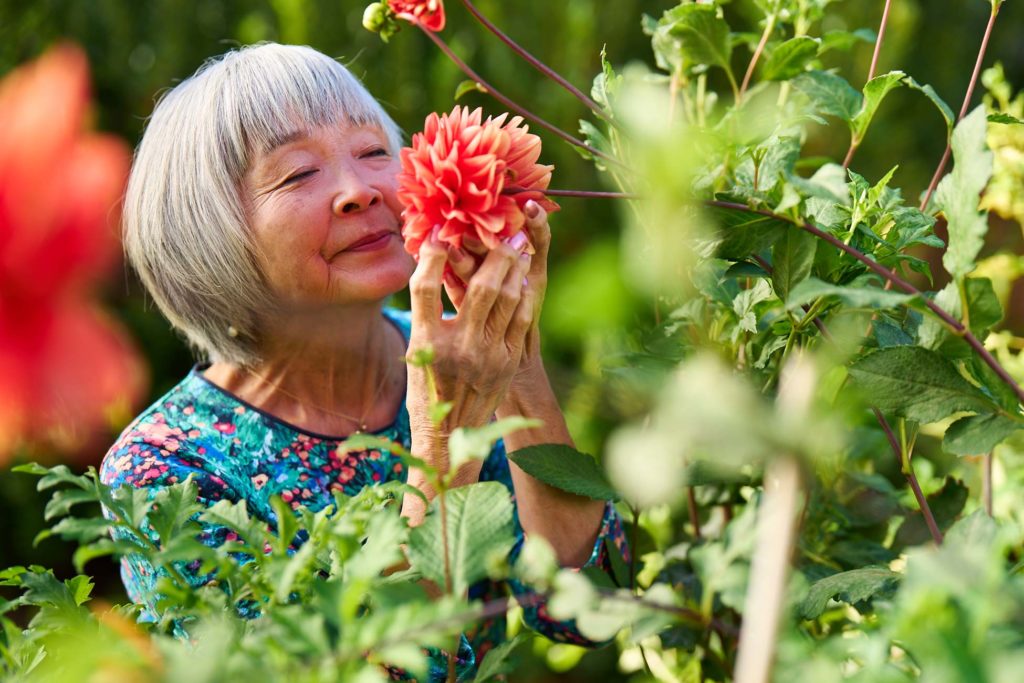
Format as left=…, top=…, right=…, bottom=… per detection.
left=342, top=230, right=396, bottom=252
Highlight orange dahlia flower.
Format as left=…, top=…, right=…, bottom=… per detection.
left=0, top=45, right=146, bottom=465
left=397, top=105, right=559, bottom=256
left=388, top=0, right=446, bottom=32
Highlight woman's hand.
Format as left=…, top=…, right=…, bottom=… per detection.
left=403, top=222, right=534, bottom=518
left=443, top=200, right=550, bottom=383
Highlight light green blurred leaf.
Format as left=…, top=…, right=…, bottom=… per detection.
left=943, top=413, right=1023, bottom=456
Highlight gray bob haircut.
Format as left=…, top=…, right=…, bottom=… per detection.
left=123, top=43, right=403, bottom=366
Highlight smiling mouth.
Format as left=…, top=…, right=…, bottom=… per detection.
left=342, top=230, right=397, bottom=253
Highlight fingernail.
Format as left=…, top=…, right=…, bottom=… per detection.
left=525, top=200, right=540, bottom=218
left=430, top=225, right=441, bottom=243
left=522, top=276, right=529, bottom=287
left=507, top=231, right=528, bottom=252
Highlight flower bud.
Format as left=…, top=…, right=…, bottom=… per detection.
left=362, top=2, right=388, bottom=33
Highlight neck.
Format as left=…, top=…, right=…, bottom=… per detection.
left=204, top=300, right=407, bottom=435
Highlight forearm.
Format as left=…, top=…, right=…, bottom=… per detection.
left=400, top=431, right=483, bottom=527
left=496, top=362, right=606, bottom=567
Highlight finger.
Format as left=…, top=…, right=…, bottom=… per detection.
left=461, top=242, right=519, bottom=332
left=506, top=271, right=538, bottom=354
left=409, top=227, right=448, bottom=333
left=443, top=270, right=467, bottom=309
left=486, top=252, right=531, bottom=339
left=447, top=246, right=478, bottom=286
left=523, top=200, right=551, bottom=264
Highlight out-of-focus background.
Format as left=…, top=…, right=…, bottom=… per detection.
left=1, top=0, right=1023, bottom=679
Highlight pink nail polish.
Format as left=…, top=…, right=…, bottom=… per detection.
left=507, top=231, right=528, bottom=252
left=525, top=200, right=539, bottom=218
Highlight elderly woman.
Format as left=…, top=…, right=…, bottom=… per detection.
left=100, top=42, right=627, bottom=677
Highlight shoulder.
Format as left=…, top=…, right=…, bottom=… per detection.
left=99, top=369, right=233, bottom=496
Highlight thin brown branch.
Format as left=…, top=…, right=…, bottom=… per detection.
left=872, top=409, right=943, bottom=544
left=417, top=22, right=626, bottom=169
left=740, top=13, right=777, bottom=101
left=867, top=0, right=894, bottom=82
left=920, top=3, right=1001, bottom=211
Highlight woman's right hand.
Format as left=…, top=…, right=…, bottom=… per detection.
left=403, top=226, right=533, bottom=502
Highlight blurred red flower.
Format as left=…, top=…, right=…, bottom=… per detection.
left=0, top=45, right=147, bottom=465
left=388, top=0, right=446, bottom=32
left=397, top=105, right=559, bottom=256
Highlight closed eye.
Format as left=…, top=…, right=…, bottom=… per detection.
left=278, top=169, right=318, bottom=187
left=361, top=147, right=390, bottom=159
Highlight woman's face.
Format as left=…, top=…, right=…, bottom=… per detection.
left=243, top=119, right=415, bottom=309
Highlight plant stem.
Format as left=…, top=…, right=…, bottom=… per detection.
left=506, top=188, right=639, bottom=200
left=458, top=0, right=613, bottom=124
left=920, top=2, right=1001, bottom=211
left=416, top=22, right=626, bottom=168
left=687, top=487, right=702, bottom=540
left=629, top=506, right=641, bottom=589
left=867, top=0, right=894, bottom=82
left=872, top=409, right=943, bottom=544
left=983, top=451, right=994, bottom=516
left=706, top=200, right=1024, bottom=405
left=733, top=456, right=801, bottom=683
left=740, top=12, right=777, bottom=101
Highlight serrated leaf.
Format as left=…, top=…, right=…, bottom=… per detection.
left=988, top=112, right=1024, bottom=125
left=793, top=70, right=862, bottom=122
left=906, top=77, right=955, bottom=138
left=771, top=227, right=818, bottom=300
left=851, top=71, right=905, bottom=141
left=706, top=204, right=789, bottom=259
left=762, top=36, right=819, bottom=81
left=148, top=477, right=201, bottom=545
left=786, top=277, right=916, bottom=310
left=507, top=444, right=618, bottom=500
left=799, top=567, right=900, bottom=619
left=448, top=417, right=540, bottom=474
left=44, top=487, right=99, bottom=521
left=944, top=413, right=1023, bottom=455
left=666, top=4, right=733, bottom=71
left=453, top=79, right=485, bottom=100
left=848, top=346, right=996, bottom=423
left=474, top=633, right=527, bottom=682
left=406, top=482, right=514, bottom=596
left=937, top=106, right=994, bottom=279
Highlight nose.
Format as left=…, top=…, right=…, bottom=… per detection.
left=331, top=166, right=383, bottom=216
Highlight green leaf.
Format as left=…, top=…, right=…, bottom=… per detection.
left=963, top=277, right=1003, bottom=337
left=906, top=77, right=955, bottom=138
left=44, top=487, right=99, bottom=521
left=474, top=633, right=527, bottom=683
left=793, top=70, right=862, bottom=122
left=988, top=112, right=1024, bottom=125
left=936, top=106, right=994, bottom=278
left=508, top=444, right=618, bottom=500
left=847, top=346, right=996, bottom=423
left=944, top=413, right=1023, bottom=456
left=785, top=277, right=916, bottom=310
left=406, top=482, right=514, bottom=596
left=818, top=28, right=876, bottom=55
left=799, top=567, right=900, bottom=619
left=771, top=227, right=818, bottom=300
left=666, top=4, right=733, bottom=71
left=448, top=417, right=541, bottom=475
left=851, top=71, right=906, bottom=141
left=453, top=79, right=485, bottom=100
left=762, top=36, right=819, bottom=81
left=147, top=477, right=202, bottom=545
left=706, top=204, right=789, bottom=259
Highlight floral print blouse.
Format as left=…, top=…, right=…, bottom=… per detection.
left=99, top=307, right=629, bottom=681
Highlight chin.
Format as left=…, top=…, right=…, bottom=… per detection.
left=337, top=251, right=416, bottom=303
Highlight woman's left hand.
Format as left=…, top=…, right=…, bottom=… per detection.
left=444, top=199, right=549, bottom=379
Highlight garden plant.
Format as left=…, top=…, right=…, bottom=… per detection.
left=4, top=0, right=1024, bottom=681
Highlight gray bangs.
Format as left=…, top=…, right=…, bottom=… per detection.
left=205, top=43, right=404, bottom=178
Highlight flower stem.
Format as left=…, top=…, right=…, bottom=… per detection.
left=872, top=409, right=943, bottom=544
left=706, top=200, right=1024, bottom=406
left=458, top=0, right=613, bottom=124
left=920, top=2, right=1001, bottom=211
left=867, top=0, right=894, bottom=82
left=687, top=487, right=702, bottom=539
left=739, top=12, right=777, bottom=101
left=416, top=22, right=626, bottom=168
